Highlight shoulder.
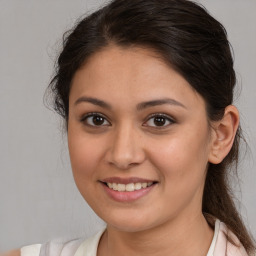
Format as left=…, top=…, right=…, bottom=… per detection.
left=3, top=244, right=41, bottom=256
left=20, top=244, right=41, bottom=256
left=4, top=228, right=105, bottom=256
left=2, top=250, right=21, bottom=256
left=215, top=221, right=249, bottom=256
left=75, top=228, right=105, bottom=256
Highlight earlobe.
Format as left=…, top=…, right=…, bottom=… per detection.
left=208, top=105, right=240, bottom=164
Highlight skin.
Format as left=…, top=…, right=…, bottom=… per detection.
left=6, top=46, right=239, bottom=256
left=67, top=45, right=239, bottom=256
left=3, top=250, right=20, bottom=256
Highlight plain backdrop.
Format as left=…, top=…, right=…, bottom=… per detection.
left=0, top=0, right=255, bottom=252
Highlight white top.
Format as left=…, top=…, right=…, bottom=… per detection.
left=21, top=219, right=248, bottom=256
left=20, top=244, right=41, bottom=256
left=206, top=218, right=220, bottom=256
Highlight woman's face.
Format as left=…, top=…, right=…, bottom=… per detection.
left=68, top=46, right=214, bottom=232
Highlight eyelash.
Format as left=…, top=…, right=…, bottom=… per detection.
left=80, top=112, right=110, bottom=127
left=80, top=112, right=175, bottom=128
left=143, top=113, right=175, bottom=128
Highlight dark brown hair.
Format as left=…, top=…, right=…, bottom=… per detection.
left=48, top=0, right=255, bottom=253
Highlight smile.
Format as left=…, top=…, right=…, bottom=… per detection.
left=100, top=177, right=158, bottom=202
left=106, top=182, right=153, bottom=192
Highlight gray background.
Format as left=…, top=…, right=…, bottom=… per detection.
left=0, top=0, right=255, bottom=252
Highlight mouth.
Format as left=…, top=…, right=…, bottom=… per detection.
left=103, top=181, right=155, bottom=192
left=99, top=177, right=158, bottom=202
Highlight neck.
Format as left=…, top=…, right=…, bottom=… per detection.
left=97, top=213, right=214, bottom=256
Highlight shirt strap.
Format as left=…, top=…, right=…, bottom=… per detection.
left=39, top=238, right=84, bottom=256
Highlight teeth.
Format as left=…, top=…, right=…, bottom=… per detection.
left=107, top=183, right=113, bottom=189
left=117, top=183, right=126, bottom=192
left=142, top=182, right=147, bottom=188
left=126, top=183, right=135, bottom=192
left=113, top=183, right=118, bottom=191
left=135, top=183, right=142, bottom=190
left=106, top=182, right=154, bottom=192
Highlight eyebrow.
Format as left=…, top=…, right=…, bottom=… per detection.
left=74, top=96, right=186, bottom=110
left=136, top=98, right=186, bottom=110
left=74, top=96, right=112, bottom=109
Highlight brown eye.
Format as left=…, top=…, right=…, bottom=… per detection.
left=153, top=116, right=167, bottom=126
left=144, top=114, right=174, bottom=127
left=82, top=113, right=110, bottom=127
left=92, top=116, right=105, bottom=125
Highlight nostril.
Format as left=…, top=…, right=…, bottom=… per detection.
left=109, top=161, right=138, bottom=170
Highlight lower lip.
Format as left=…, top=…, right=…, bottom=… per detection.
left=101, top=183, right=156, bottom=202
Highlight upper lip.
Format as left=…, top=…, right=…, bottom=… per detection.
left=100, top=177, right=157, bottom=185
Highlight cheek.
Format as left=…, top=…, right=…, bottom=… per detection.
left=147, top=129, right=210, bottom=188
left=146, top=133, right=209, bottom=215
left=68, top=130, right=101, bottom=184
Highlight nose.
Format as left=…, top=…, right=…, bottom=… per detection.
left=105, top=124, right=146, bottom=170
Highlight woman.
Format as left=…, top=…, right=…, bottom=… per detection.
left=7, top=0, right=255, bottom=255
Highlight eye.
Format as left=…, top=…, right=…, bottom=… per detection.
left=81, top=113, right=110, bottom=127
left=144, top=114, right=175, bottom=127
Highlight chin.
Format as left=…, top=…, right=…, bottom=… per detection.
left=98, top=210, right=165, bottom=233
left=108, top=221, right=154, bottom=233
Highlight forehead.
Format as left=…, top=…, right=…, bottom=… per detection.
left=70, top=45, right=205, bottom=110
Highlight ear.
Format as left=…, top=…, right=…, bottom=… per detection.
left=208, top=105, right=240, bottom=164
